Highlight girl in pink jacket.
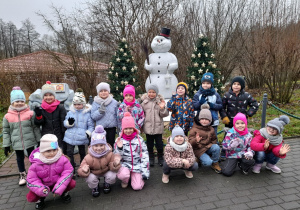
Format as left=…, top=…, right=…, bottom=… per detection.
left=26, top=134, right=76, bottom=209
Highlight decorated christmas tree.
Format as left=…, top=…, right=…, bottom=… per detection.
left=186, top=34, right=224, bottom=97
left=108, top=38, right=142, bottom=102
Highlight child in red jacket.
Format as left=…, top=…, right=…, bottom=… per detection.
left=250, top=115, right=291, bottom=174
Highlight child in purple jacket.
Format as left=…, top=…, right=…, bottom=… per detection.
left=26, top=134, right=76, bottom=209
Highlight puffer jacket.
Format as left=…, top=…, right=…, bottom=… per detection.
left=140, top=93, right=169, bottom=135
left=114, top=135, right=150, bottom=179
left=222, top=127, right=253, bottom=158
left=3, top=106, right=41, bottom=150
left=117, top=101, right=145, bottom=130
left=26, top=148, right=74, bottom=197
left=188, top=120, right=217, bottom=158
left=164, top=137, right=195, bottom=168
left=34, top=104, right=67, bottom=142
left=167, top=94, right=194, bottom=133
left=77, top=145, right=121, bottom=177
left=63, top=104, right=94, bottom=145
left=250, top=130, right=286, bottom=158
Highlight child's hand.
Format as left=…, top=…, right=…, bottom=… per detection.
left=53, top=193, right=60, bottom=197
left=68, top=117, right=75, bottom=125
left=159, top=100, right=166, bottom=109
left=196, top=133, right=202, bottom=143
left=113, top=158, right=120, bottom=167
left=82, top=165, right=89, bottom=173
left=182, top=159, right=190, bottom=169
left=230, top=138, right=240, bottom=148
left=125, top=106, right=132, bottom=113
left=264, top=140, right=270, bottom=150
left=279, top=144, right=291, bottom=155
left=116, top=137, right=123, bottom=148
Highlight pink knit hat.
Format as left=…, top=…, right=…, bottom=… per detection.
left=123, top=84, right=135, bottom=98
left=121, top=112, right=138, bottom=135
left=233, top=113, right=248, bottom=135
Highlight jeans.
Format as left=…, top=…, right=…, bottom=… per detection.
left=199, top=144, right=220, bottom=166
left=254, top=151, right=280, bottom=165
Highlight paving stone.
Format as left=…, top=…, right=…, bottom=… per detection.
left=246, top=200, right=267, bottom=208
left=200, top=195, right=219, bottom=203
left=262, top=205, right=285, bottom=210
left=214, top=199, right=234, bottom=208
left=196, top=202, right=216, bottom=210
left=229, top=203, right=249, bottom=210
left=164, top=201, right=184, bottom=210
left=231, top=196, right=251, bottom=204
left=279, top=201, right=300, bottom=210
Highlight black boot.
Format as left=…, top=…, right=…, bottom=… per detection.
left=157, top=153, right=164, bottom=167
left=35, top=197, right=45, bottom=209
left=92, top=184, right=100, bottom=197
left=103, top=182, right=111, bottom=194
left=61, top=191, right=71, bottom=203
left=149, top=153, right=155, bottom=167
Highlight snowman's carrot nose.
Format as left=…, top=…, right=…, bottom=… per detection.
left=157, top=39, right=160, bottom=43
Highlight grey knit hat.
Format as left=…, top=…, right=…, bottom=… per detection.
left=96, top=82, right=110, bottom=94
left=199, top=104, right=212, bottom=122
left=267, top=115, right=290, bottom=134
left=172, top=125, right=185, bottom=139
left=41, top=81, right=56, bottom=98
left=146, top=84, right=159, bottom=94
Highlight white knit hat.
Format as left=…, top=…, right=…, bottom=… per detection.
left=39, top=134, right=59, bottom=152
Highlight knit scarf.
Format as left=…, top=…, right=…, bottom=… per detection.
left=88, top=145, right=110, bottom=158
left=93, top=95, right=112, bottom=106
left=9, top=105, right=28, bottom=112
left=259, top=128, right=283, bottom=146
left=122, top=131, right=137, bottom=141
left=233, top=126, right=249, bottom=136
left=41, top=99, right=60, bottom=113
left=200, top=86, right=216, bottom=96
left=123, top=98, right=136, bottom=107
left=169, top=138, right=188, bottom=152
left=39, top=148, right=62, bottom=164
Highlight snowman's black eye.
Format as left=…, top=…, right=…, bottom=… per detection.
left=161, top=39, right=163, bottom=42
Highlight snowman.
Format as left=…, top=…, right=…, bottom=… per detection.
left=144, top=28, right=178, bottom=99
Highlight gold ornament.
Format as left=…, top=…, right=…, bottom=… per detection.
left=211, top=54, right=215, bottom=58
left=120, top=48, right=124, bottom=52
left=108, top=71, right=112, bottom=74
left=198, top=53, right=201, bottom=57
left=201, top=63, right=206, bottom=67
left=121, top=38, right=126, bottom=42
left=218, top=79, right=220, bottom=83
left=194, top=81, right=197, bottom=86
left=198, top=69, right=203, bottom=73
left=122, top=66, right=126, bottom=71
left=199, top=33, right=204, bottom=38
left=193, top=63, right=199, bottom=67
left=121, top=81, right=124, bottom=85
left=205, top=53, right=208, bottom=57
left=116, top=86, right=118, bottom=90
left=191, top=75, right=195, bottom=80
left=191, top=54, right=196, bottom=58
left=120, top=92, right=123, bottom=96
left=124, top=53, right=127, bottom=56
left=212, top=64, right=217, bottom=68
left=133, top=78, right=135, bottom=82
left=125, top=44, right=128, bottom=48
left=134, top=66, right=138, bottom=70
left=124, top=81, right=128, bottom=85
left=126, top=59, right=130, bottom=62
left=115, top=73, right=118, bottom=77
left=202, top=42, right=207, bottom=46
left=116, top=58, right=120, bottom=62
left=208, top=61, right=213, bottom=65
left=131, top=68, right=134, bottom=72
left=111, top=66, right=114, bottom=70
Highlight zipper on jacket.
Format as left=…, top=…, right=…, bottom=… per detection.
left=129, top=141, right=134, bottom=171
left=18, top=112, right=25, bottom=150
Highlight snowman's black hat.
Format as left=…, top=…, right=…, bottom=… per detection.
left=159, top=27, right=171, bottom=39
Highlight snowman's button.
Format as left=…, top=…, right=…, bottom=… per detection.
left=158, top=76, right=160, bottom=78
left=158, top=70, right=160, bottom=73
left=158, top=62, right=160, bottom=65
left=158, top=56, right=161, bottom=59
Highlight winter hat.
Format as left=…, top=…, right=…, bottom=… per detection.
left=172, top=125, right=185, bottom=139
left=123, top=84, right=135, bottom=98
left=177, top=82, right=188, bottom=94
left=199, top=104, right=212, bottom=122
left=201, top=72, right=214, bottom=84
left=146, top=84, right=159, bottom=94
left=10, top=86, right=26, bottom=104
left=91, top=125, right=107, bottom=146
left=96, top=82, right=110, bottom=94
left=267, top=115, right=290, bottom=134
left=72, top=88, right=86, bottom=105
left=231, top=76, right=245, bottom=90
left=39, top=134, right=59, bottom=153
left=233, top=113, right=248, bottom=135
left=121, top=112, right=139, bottom=135
left=41, top=81, right=56, bottom=98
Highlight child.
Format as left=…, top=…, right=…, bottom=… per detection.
left=34, top=81, right=67, bottom=154
left=222, top=113, right=255, bottom=176
left=162, top=125, right=198, bottom=183
left=251, top=115, right=291, bottom=174
left=167, top=82, right=194, bottom=136
left=26, top=134, right=76, bottom=209
left=140, top=84, right=169, bottom=166
left=3, top=87, right=41, bottom=186
left=63, top=88, right=94, bottom=173
left=220, top=76, right=258, bottom=128
left=188, top=104, right=221, bottom=173
left=114, top=112, right=149, bottom=190
left=91, top=82, right=119, bottom=147
left=117, top=84, right=145, bottom=131
left=192, top=72, right=222, bottom=134
left=77, top=125, right=121, bottom=197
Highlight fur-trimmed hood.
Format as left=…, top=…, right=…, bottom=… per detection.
left=69, top=103, right=92, bottom=113
left=140, top=93, right=164, bottom=104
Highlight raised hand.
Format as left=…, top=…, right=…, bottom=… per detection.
left=116, top=137, right=123, bottom=148
left=113, top=158, right=121, bottom=167
left=82, top=165, right=90, bottom=173
left=279, top=144, right=291, bottom=155
left=196, top=133, right=202, bottom=143
left=34, top=107, right=43, bottom=117
left=68, top=117, right=75, bottom=125
left=264, top=139, right=270, bottom=150
left=159, top=100, right=166, bottom=109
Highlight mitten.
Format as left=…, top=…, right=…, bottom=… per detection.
left=244, top=151, right=253, bottom=159
left=68, top=117, right=75, bottom=125
left=207, top=102, right=215, bottom=109
left=230, top=138, right=240, bottom=148
left=34, top=107, right=43, bottom=117
left=4, top=147, right=11, bottom=157
left=222, top=116, right=230, bottom=125
left=199, top=95, right=207, bottom=105
left=142, top=175, right=148, bottom=181
left=99, top=104, right=106, bottom=113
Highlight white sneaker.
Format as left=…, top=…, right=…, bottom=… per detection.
left=162, top=174, right=169, bottom=183
left=19, top=172, right=26, bottom=186
left=184, top=170, right=193, bottom=178
left=121, top=182, right=128, bottom=188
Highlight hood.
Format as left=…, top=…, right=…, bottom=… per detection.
left=69, top=103, right=92, bottom=113
left=140, top=93, right=164, bottom=104
left=29, top=147, right=43, bottom=164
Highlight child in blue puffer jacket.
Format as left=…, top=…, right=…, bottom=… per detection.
left=63, top=88, right=94, bottom=171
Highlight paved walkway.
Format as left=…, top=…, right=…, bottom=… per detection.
left=0, top=139, right=299, bottom=210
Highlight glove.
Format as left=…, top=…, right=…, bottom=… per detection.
left=199, top=95, right=206, bottom=105
left=142, top=175, right=148, bottom=181
left=37, top=141, right=40, bottom=147
left=230, top=138, right=241, bottom=148
left=99, top=104, right=106, bottom=114
left=4, top=147, right=11, bottom=157
left=244, top=151, right=253, bottom=159
left=207, top=102, right=215, bottom=109
left=34, top=107, right=43, bottom=117
left=86, top=131, right=91, bottom=142
left=222, top=116, right=230, bottom=125
left=68, top=117, right=75, bottom=125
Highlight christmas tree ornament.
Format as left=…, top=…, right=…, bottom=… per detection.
left=133, top=78, right=136, bottom=82
left=198, top=53, right=201, bottom=57
left=108, top=71, right=112, bottom=74
left=208, top=61, right=213, bottom=65
left=191, top=75, right=195, bottom=80
left=121, top=38, right=126, bottom=42
left=202, top=42, right=207, bottom=46
left=134, top=66, right=138, bottom=70
left=131, top=68, right=134, bottom=72
left=201, top=63, right=206, bottom=67
left=120, top=48, right=124, bottom=52
left=116, top=58, right=120, bottom=62
left=205, top=53, right=208, bottom=57
left=193, top=63, right=199, bottom=67
left=122, top=67, right=126, bottom=71
left=124, top=53, right=127, bottom=56
left=198, top=69, right=203, bottom=73
left=121, top=81, right=124, bottom=85
left=116, top=86, right=118, bottom=90
left=115, top=73, right=118, bottom=77
left=212, top=64, right=217, bottom=68
left=211, top=54, right=215, bottom=58
left=199, top=34, right=204, bottom=38
left=126, top=59, right=130, bottom=62
left=125, top=44, right=128, bottom=48
left=124, top=81, right=128, bottom=85
left=192, top=54, right=196, bottom=58
left=111, top=66, right=114, bottom=70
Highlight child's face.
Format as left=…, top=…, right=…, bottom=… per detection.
left=267, top=126, right=278, bottom=136
left=74, top=104, right=84, bottom=110
left=44, top=93, right=55, bottom=104
left=99, top=90, right=109, bottom=99
left=42, top=149, right=58, bottom=159
left=12, top=101, right=25, bottom=108
left=200, top=118, right=211, bottom=126
left=147, top=90, right=157, bottom=99
left=92, top=144, right=106, bottom=154
left=125, top=94, right=134, bottom=102
left=202, top=81, right=212, bottom=90
left=235, top=120, right=246, bottom=131
left=177, top=86, right=185, bottom=96
left=173, top=135, right=185, bottom=145
left=124, top=128, right=134, bottom=135
left=232, top=82, right=241, bottom=93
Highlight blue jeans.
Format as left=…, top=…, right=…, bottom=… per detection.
left=199, top=144, right=220, bottom=166
left=254, top=151, right=280, bottom=165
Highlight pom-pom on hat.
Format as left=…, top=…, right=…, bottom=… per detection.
left=267, top=115, right=290, bottom=134
left=172, top=125, right=185, bottom=139
left=41, top=81, right=56, bottom=98
left=231, top=76, right=245, bottom=90
left=72, top=88, right=86, bottom=105
left=121, top=112, right=139, bottom=135
left=91, top=125, right=107, bottom=146
left=201, top=72, right=214, bottom=84
left=123, top=84, right=135, bottom=98
left=199, top=104, right=212, bottom=122
left=10, top=86, right=26, bottom=104
left=146, top=84, right=159, bottom=94
left=39, top=134, right=59, bottom=153
left=177, top=82, right=188, bottom=94
left=96, top=82, right=110, bottom=94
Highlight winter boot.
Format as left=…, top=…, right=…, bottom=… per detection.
left=92, top=184, right=100, bottom=197
left=252, top=163, right=263, bottom=174
left=103, top=182, right=111, bottom=194
left=266, top=163, right=281, bottom=173
left=162, top=173, right=169, bottom=183
left=121, top=182, right=128, bottom=188
left=184, top=170, right=193, bottom=178
left=157, top=153, right=164, bottom=167
left=61, top=191, right=71, bottom=203
left=19, top=171, right=27, bottom=186
left=35, top=197, right=45, bottom=209
left=237, top=162, right=248, bottom=175
left=211, top=162, right=222, bottom=174
left=149, top=153, right=155, bottom=167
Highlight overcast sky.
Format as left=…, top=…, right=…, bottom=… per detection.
left=0, top=0, right=87, bottom=36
